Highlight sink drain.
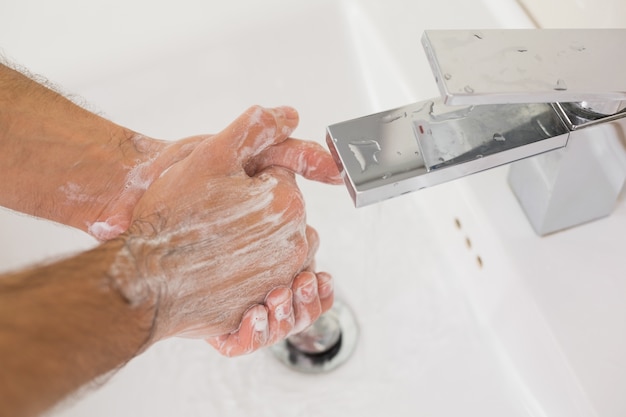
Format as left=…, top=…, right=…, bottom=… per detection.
left=270, top=300, right=358, bottom=374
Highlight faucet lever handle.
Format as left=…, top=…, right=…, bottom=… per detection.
left=422, top=29, right=626, bottom=111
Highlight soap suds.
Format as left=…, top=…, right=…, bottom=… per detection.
left=88, top=220, right=126, bottom=242
left=84, top=150, right=159, bottom=240
left=59, top=182, right=94, bottom=204
left=273, top=301, right=291, bottom=321
left=123, top=157, right=155, bottom=191
left=252, top=308, right=269, bottom=332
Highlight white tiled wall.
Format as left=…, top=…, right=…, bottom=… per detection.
left=517, top=0, right=626, bottom=27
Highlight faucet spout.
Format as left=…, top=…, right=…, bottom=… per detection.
left=327, top=29, right=626, bottom=234
left=326, top=98, right=569, bottom=207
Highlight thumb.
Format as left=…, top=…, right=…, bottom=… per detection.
left=246, top=138, right=343, bottom=184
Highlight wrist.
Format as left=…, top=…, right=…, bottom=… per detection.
left=104, top=233, right=164, bottom=344
left=0, top=237, right=160, bottom=415
left=0, top=63, right=166, bottom=237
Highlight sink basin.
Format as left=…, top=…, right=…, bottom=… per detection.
left=1, top=0, right=624, bottom=416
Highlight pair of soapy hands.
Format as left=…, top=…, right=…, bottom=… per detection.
left=96, top=106, right=341, bottom=357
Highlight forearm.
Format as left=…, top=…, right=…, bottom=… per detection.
left=0, top=239, right=156, bottom=417
left=0, top=64, right=147, bottom=234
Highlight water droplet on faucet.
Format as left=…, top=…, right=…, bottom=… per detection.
left=411, top=101, right=433, bottom=117
left=380, top=112, right=407, bottom=123
left=554, top=79, right=568, bottom=91
left=464, top=85, right=475, bottom=94
left=444, top=73, right=452, bottom=80
left=493, top=133, right=506, bottom=142
left=348, top=140, right=381, bottom=172
left=429, top=104, right=475, bottom=122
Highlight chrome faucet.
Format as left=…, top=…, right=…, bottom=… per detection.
left=326, top=29, right=626, bottom=235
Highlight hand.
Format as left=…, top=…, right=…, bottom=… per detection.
left=115, top=106, right=340, bottom=354
left=85, top=135, right=206, bottom=241
left=88, top=126, right=343, bottom=241
left=207, top=270, right=335, bottom=357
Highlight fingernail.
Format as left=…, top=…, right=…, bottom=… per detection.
left=295, top=273, right=318, bottom=302
left=252, top=308, right=269, bottom=345
left=267, top=288, right=293, bottom=321
left=279, top=106, right=298, bottom=120
left=317, top=272, right=334, bottom=299
left=328, top=171, right=344, bottom=185
left=275, top=298, right=293, bottom=321
left=253, top=307, right=268, bottom=329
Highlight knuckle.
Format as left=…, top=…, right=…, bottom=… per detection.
left=273, top=183, right=305, bottom=219
left=295, top=233, right=309, bottom=261
left=246, top=105, right=277, bottom=129
left=306, top=225, right=319, bottom=244
left=304, top=225, right=319, bottom=255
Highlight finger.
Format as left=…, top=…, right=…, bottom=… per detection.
left=207, top=105, right=299, bottom=167
left=265, top=287, right=295, bottom=345
left=290, top=271, right=322, bottom=334
left=316, top=272, right=335, bottom=314
left=206, top=305, right=269, bottom=357
left=247, top=138, right=343, bottom=184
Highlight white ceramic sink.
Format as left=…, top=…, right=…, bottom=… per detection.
left=1, top=1, right=624, bottom=416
